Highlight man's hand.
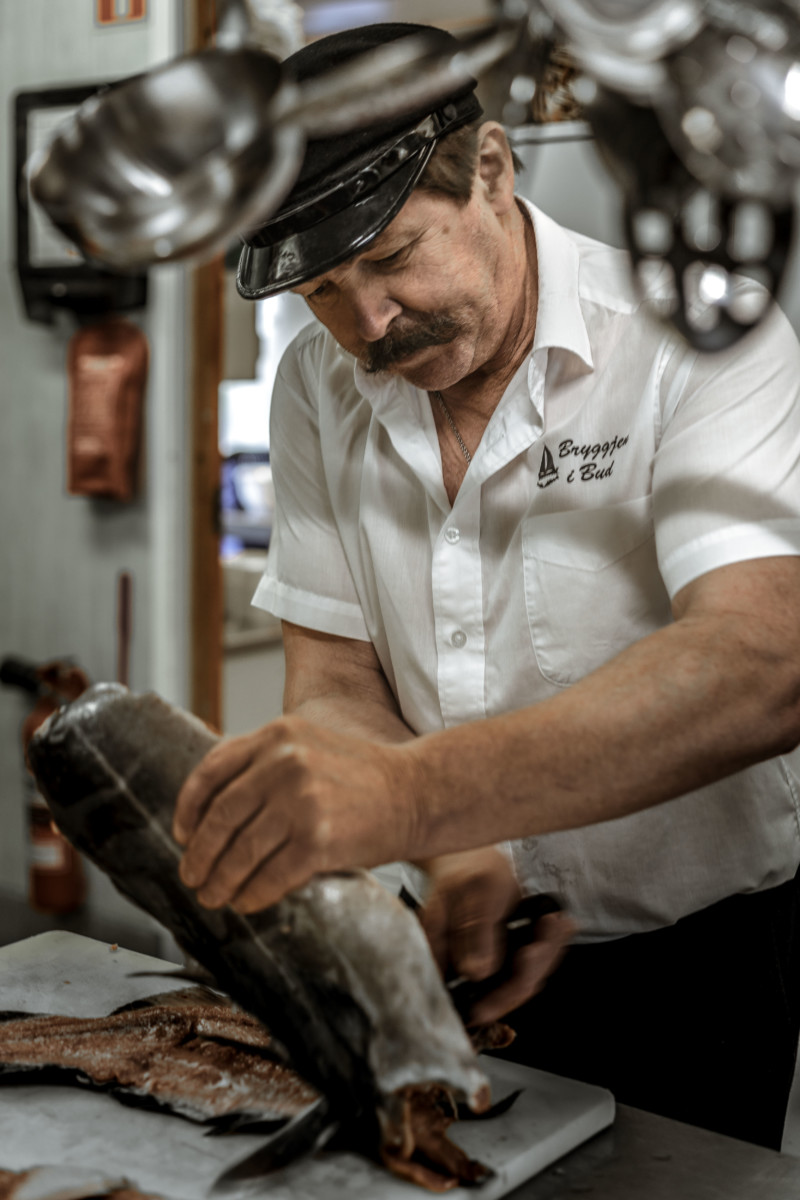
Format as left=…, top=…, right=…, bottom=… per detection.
left=420, top=847, right=576, bottom=1025
left=172, top=716, right=419, bottom=913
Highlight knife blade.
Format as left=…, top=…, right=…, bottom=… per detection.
left=209, top=1097, right=336, bottom=1193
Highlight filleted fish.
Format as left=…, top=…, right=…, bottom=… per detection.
left=0, top=986, right=318, bottom=1130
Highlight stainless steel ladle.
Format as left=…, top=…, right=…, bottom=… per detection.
left=28, top=0, right=516, bottom=269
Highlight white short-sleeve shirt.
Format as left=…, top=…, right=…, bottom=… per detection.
left=254, top=199, right=800, bottom=941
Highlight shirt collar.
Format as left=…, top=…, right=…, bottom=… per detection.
left=522, top=198, right=594, bottom=371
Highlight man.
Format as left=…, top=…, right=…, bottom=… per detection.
left=173, top=23, right=800, bottom=1148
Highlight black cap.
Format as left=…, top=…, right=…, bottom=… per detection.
left=236, top=23, right=483, bottom=300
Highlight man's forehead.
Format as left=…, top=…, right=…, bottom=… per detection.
left=364, top=209, right=425, bottom=254
left=293, top=196, right=442, bottom=292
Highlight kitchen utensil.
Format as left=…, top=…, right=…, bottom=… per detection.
left=209, top=1100, right=336, bottom=1193
left=27, top=0, right=516, bottom=268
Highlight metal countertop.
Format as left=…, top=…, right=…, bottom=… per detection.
left=506, top=1103, right=800, bottom=1199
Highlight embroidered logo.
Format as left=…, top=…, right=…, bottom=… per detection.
left=558, top=434, right=630, bottom=484
left=537, top=444, right=559, bottom=489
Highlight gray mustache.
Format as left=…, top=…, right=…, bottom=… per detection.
left=362, top=313, right=461, bottom=373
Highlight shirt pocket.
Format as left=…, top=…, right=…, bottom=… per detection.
left=521, top=495, right=671, bottom=687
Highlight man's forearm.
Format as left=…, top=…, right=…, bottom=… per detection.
left=267, top=562, right=800, bottom=878
left=400, top=591, right=800, bottom=861
left=288, top=691, right=415, bottom=744
left=281, top=620, right=416, bottom=744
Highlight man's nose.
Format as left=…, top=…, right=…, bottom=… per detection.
left=346, top=284, right=402, bottom=342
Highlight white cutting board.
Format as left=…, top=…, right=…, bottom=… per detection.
left=0, top=931, right=614, bottom=1199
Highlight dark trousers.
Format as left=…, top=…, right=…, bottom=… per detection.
left=490, top=867, right=800, bottom=1149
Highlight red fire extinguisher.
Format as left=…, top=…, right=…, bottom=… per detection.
left=1, top=656, right=89, bottom=915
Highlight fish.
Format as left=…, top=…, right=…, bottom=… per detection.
left=0, top=987, right=319, bottom=1131
left=27, top=684, right=492, bottom=1190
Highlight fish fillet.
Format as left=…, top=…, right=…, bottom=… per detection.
left=0, top=988, right=318, bottom=1127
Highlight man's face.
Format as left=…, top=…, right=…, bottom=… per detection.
left=291, top=184, right=512, bottom=392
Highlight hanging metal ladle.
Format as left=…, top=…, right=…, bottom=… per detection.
left=28, top=0, right=516, bottom=270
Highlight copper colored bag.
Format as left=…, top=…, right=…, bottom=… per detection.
left=66, top=317, right=149, bottom=501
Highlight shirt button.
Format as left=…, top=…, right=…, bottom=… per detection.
left=445, top=527, right=461, bottom=544
left=450, top=630, right=467, bottom=649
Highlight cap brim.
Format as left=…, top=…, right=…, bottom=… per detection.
left=236, top=141, right=434, bottom=300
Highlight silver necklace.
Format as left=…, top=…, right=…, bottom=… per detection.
left=432, top=391, right=471, bottom=465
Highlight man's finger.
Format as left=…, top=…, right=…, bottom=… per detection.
left=419, top=891, right=449, bottom=971
left=230, top=840, right=315, bottom=914
left=178, top=775, right=265, bottom=890
left=195, top=804, right=292, bottom=909
left=447, top=877, right=511, bottom=980
left=451, top=915, right=504, bottom=981
left=173, top=736, right=256, bottom=845
left=468, top=941, right=559, bottom=1025
left=469, top=913, right=576, bottom=1025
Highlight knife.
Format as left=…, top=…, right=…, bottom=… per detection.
left=209, top=1097, right=336, bottom=1193
left=445, top=892, right=561, bottom=1021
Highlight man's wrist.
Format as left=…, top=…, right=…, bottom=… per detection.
left=386, top=738, right=431, bottom=863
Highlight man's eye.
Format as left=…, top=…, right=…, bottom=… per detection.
left=377, top=249, right=405, bottom=267
left=307, top=281, right=330, bottom=300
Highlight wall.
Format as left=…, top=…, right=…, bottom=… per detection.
left=223, top=642, right=286, bottom=735
left=0, top=0, right=189, bottom=946
left=512, top=127, right=625, bottom=249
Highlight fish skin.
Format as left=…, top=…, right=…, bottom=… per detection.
left=28, top=684, right=489, bottom=1160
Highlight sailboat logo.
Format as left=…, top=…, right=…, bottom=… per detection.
left=537, top=444, right=559, bottom=489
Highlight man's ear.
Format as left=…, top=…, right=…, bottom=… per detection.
left=475, top=122, right=517, bottom=214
